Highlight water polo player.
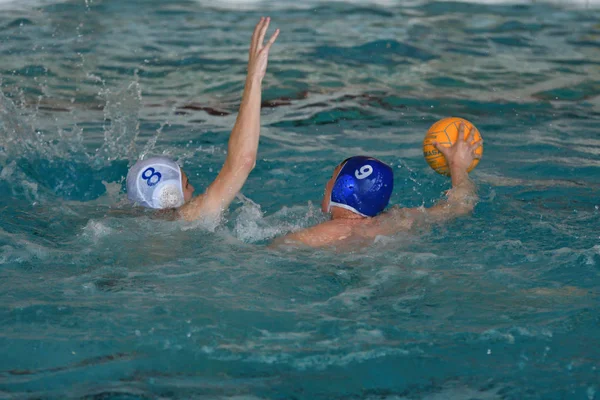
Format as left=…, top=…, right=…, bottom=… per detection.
left=126, top=17, right=279, bottom=221
left=273, top=122, right=481, bottom=248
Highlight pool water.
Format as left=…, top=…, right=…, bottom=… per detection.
left=0, top=0, right=599, bottom=398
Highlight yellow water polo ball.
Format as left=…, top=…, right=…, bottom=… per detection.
left=422, top=117, right=483, bottom=176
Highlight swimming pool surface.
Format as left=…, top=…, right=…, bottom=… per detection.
left=0, top=0, right=599, bottom=398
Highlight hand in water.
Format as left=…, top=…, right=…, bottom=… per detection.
left=433, top=122, right=483, bottom=173
left=247, top=17, right=279, bottom=82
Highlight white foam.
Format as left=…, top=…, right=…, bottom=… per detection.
left=233, top=197, right=324, bottom=243
left=81, top=219, right=114, bottom=243
left=257, top=330, right=313, bottom=342
left=480, top=329, right=516, bottom=344
left=0, top=235, right=51, bottom=264
left=292, top=347, right=410, bottom=371
left=233, top=198, right=282, bottom=243
left=352, top=328, right=386, bottom=343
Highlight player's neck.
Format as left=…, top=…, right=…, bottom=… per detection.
left=331, top=207, right=367, bottom=221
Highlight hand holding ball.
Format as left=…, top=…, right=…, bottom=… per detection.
left=423, top=117, right=483, bottom=176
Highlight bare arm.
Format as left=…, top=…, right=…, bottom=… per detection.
left=270, top=228, right=317, bottom=248
left=270, top=221, right=358, bottom=249
left=378, top=121, right=482, bottom=232
left=179, top=18, right=279, bottom=221
left=423, top=121, right=480, bottom=222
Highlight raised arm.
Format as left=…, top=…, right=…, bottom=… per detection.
left=179, top=18, right=279, bottom=221
left=423, top=121, right=481, bottom=221
left=376, top=122, right=481, bottom=233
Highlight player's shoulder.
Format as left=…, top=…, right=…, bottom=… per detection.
left=380, top=205, right=424, bottom=219
left=177, top=193, right=212, bottom=221
left=367, top=206, right=420, bottom=235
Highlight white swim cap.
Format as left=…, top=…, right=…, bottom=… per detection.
left=126, top=156, right=185, bottom=209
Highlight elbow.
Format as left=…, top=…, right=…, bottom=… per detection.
left=454, top=198, right=477, bottom=217
left=447, top=189, right=477, bottom=217
left=444, top=199, right=475, bottom=218
left=237, top=154, right=256, bottom=173
left=457, top=203, right=474, bottom=216
left=221, top=153, right=256, bottom=177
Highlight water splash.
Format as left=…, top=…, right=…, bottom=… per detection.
left=0, top=78, right=166, bottom=202
left=98, top=80, right=142, bottom=164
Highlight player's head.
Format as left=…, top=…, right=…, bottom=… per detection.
left=321, top=156, right=393, bottom=217
left=126, top=156, right=195, bottom=209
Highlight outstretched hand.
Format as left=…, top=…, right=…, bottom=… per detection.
left=247, top=17, right=279, bottom=82
left=433, top=122, right=482, bottom=173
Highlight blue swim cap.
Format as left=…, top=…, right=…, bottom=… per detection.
left=329, top=156, right=393, bottom=217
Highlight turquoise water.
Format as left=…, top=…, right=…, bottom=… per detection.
left=1, top=0, right=599, bottom=398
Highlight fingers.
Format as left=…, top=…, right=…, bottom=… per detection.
left=257, top=17, right=271, bottom=50
left=466, top=124, right=476, bottom=143
left=469, top=139, right=483, bottom=158
left=470, top=139, right=483, bottom=151
left=471, top=139, right=483, bottom=159
left=433, top=141, right=448, bottom=157
left=457, top=122, right=466, bottom=143
left=264, top=28, right=280, bottom=51
left=250, top=17, right=265, bottom=55
left=251, top=17, right=277, bottom=55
